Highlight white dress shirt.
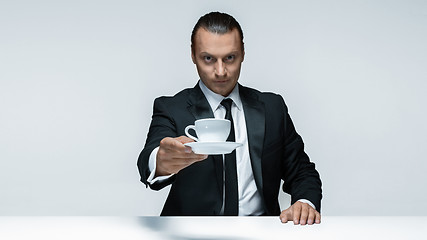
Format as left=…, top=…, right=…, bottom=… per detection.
left=147, top=81, right=315, bottom=215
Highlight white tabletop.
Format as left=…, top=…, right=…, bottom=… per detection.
left=1, top=216, right=426, bottom=239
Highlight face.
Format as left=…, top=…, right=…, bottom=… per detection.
left=191, top=28, right=244, bottom=97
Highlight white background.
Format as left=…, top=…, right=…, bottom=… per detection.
left=0, top=0, right=426, bottom=216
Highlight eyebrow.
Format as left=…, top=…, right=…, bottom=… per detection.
left=200, top=51, right=240, bottom=57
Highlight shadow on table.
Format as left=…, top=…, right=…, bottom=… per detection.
left=138, top=217, right=252, bottom=240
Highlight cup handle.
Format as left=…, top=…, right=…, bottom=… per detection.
left=184, top=125, right=198, bottom=141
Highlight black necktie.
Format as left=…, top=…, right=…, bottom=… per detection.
left=221, top=98, right=238, bottom=216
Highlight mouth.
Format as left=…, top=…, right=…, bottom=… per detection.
left=214, top=79, right=229, bottom=84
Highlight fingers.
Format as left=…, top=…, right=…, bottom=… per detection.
left=174, top=136, right=201, bottom=154
left=307, top=207, right=314, bottom=225
left=156, top=137, right=208, bottom=176
left=315, top=211, right=321, bottom=224
left=297, top=203, right=318, bottom=225
left=280, top=202, right=321, bottom=225
left=160, top=137, right=187, bottom=152
left=292, top=202, right=302, bottom=225
left=279, top=208, right=292, bottom=223
left=159, top=137, right=206, bottom=159
left=175, top=136, right=196, bottom=144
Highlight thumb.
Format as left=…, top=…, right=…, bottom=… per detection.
left=280, top=208, right=293, bottom=223
left=176, top=135, right=195, bottom=144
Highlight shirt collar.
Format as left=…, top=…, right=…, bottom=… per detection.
left=198, top=80, right=242, bottom=112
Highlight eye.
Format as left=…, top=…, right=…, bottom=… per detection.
left=204, top=56, right=213, bottom=63
left=225, top=55, right=235, bottom=62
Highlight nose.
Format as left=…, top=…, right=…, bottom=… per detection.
left=214, top=61, right=226, bottom=77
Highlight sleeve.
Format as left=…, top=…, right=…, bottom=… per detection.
left=146, top=147, right=175, bottom=184
left=137, top=97, right=178, bottom=190
left=297, top=199, right=316, bottom=210
left=279, top=96, right=323, bottom=212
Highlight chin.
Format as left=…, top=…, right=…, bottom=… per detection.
left=217, top=88, right=233, bottom=96
left=206, top=81, right=234, bottom=96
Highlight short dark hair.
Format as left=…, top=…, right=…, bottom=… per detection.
left=191, top=12, right=244, bottom=53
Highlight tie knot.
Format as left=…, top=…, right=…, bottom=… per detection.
left=221, top=98, right=233, bottom=112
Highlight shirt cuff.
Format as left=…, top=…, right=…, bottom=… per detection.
left=297, top=199, right=316, bottom=210
left=147, top=146, right=174, bottom=184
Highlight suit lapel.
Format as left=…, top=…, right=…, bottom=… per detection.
left=187, top=84, right=213, bottom=120
left=239, top=85, right=266, bottom=201
left=187, top=83, right=223, bottom=208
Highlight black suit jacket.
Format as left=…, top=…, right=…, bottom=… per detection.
left=137, top=83, right=322, bottom=216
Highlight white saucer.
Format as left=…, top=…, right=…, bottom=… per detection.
left=184, top=141, right=243, bottom=155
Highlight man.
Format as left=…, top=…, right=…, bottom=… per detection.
left=138, top=12, right=322, bottom=225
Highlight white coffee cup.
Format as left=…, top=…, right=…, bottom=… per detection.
left=184, top=118, right=231, bottom=142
